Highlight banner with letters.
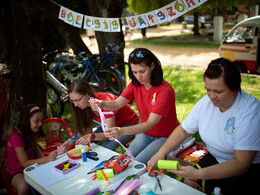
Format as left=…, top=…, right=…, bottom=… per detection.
left=57, top=0, right=208, bottom=32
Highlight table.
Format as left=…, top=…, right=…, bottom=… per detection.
left=138, top=172, right=206, bottom=195
left=24, top=143, right=146, bottom=195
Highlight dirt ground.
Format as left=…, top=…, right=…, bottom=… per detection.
left=82, top=24, right=220, bottom=70
left=124, top=44, right=219, bottom=69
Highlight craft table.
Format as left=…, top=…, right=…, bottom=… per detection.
left=24, top=143, right=146, bottom=195
left=138, top=172, right=206, bottom=195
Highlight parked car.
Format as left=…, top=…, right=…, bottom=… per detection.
left=219, top=16, right=260, bottom=74
left=185, top=16, right=194, bottom=24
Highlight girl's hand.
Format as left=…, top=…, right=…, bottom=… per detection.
left=104, top=127, right=122, bottom=140
left=89, top=98, right=102, bottom=111
left=147, top=152, right=166, bottom=172
left=47, top=150, right=58, bottom=162
left=63, top=139, right=72, bottom=152
left=76, top=134, right=91, bottom=145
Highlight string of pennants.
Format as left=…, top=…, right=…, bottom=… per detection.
left=57, top=0, right=208, bottom=32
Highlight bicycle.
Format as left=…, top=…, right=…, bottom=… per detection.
left=96, top=43, right=127, bottom=82
left=71, top=43, right=127, bottom=91
left=45, top=49, right=123, bottom=96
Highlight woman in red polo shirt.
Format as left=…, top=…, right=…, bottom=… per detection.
left=90, top=48, right=180, bottom=164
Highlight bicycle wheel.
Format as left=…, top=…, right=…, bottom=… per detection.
left=46, top=82, right=64, bottom=117
left=90, top=69, right=123, bottom=96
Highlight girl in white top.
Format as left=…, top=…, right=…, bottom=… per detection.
left=148, top=58, right=260, bottom=194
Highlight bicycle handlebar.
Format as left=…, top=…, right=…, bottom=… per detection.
left=43, top=49, right=70, bottom=61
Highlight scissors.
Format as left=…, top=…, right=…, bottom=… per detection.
left=146, top=167, right=163, bottom=191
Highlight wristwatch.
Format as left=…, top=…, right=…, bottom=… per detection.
left=90, top=133, right=95, bottom=143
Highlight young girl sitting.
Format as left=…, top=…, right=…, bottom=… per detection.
left=6, top=104, right=57, bottom=195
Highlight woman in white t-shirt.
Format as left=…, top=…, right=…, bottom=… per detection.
left=148, top=58, right=260, bottom=194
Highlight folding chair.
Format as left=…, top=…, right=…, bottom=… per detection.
left=1, top=150, right=17, bottom=195
left=41, top=118, right=74, bottom=156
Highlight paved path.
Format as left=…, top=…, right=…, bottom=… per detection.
left=82, top=24, right=220, bottom=69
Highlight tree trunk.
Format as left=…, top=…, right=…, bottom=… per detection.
left=87, top=0, right=126, bottom=87
left=106, top=0, right=126, bottom=88
left=0, top=1, right=13, bottom=64
left=86, top=0, right=107, bottom=55
left=193, top=11, right=200, bottom=36
left=106, top=0, right=124, bottom=47
left=3, top=0, right=46, bottom=142
left=38, top=0, right=90, bottom=54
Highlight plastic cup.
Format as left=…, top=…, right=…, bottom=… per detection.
left=157, top=160, right=179, bottom=170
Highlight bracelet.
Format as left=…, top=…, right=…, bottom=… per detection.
left=90, top=133, right=96, bottom=143
left=188, top=178, right=198, bottom=182
left=101, top=100, right=105, bottom=109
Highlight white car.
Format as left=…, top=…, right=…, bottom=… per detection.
left=219, top=15, right=260, bottom=74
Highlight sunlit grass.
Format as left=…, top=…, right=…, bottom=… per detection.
left=58, top=67, right=259, bottom=147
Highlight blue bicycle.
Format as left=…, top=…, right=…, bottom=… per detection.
left=45, top=49, right=124, bottom=96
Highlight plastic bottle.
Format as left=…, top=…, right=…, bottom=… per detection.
left=213, top=187, right=221, bottom=195
left=81, top=148, right=87, bottom=162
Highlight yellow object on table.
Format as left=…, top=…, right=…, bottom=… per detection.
left=70, top=146, right=89, bottom=155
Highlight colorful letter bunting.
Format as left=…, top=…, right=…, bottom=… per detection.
left=57, top=0, right=207, bottom=32
left=73, top=12, right=83, bottom=28
left=145, top=11, right=159, bottom=26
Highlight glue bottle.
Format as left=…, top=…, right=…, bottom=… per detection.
left=213, top=187, right=221, bottom=195
left=81, top=148, right=87, bottom=162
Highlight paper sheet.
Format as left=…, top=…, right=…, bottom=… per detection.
left=30, top=157, right=79, bottom=187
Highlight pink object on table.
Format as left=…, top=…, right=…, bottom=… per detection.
left=90, top=98, right=136, bottom=160
left=57, top=144, right=65, bottom=155
left=114, top=178, right=141, bottom=195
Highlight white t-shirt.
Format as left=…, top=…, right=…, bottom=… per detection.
left=182, top=90, right=260, bottom=164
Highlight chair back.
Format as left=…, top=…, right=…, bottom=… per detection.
left=41, top=118, right=73, bottom=155
left=1, top=150, right=17, bottom=195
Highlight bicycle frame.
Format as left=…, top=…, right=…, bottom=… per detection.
left=52, top=55, right=104, bottom=87
left=46, top=70, right=68, bottom=102
left=99, top=54, right=125, bottom=80
left=53, top=57, right=80, bottom=83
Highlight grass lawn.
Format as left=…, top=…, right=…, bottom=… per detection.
left=60, top=66, right=260, bottom=144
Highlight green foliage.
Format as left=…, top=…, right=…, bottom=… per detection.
left=194, top=0, right=260, bottom=15
left=127, top=0, right=172, bottom=14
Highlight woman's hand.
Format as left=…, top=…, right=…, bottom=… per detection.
left=168, top=164, right=200, bottom=179
left=147, top=152, right=166, bottom=172
left=104, top=127, right=122, bottom=140
left=89, top=98, right=102, bottom=111
left=47, top=150, right=58, bottom=162
left=183, top=178, right=202, bottom=191
left=76, top=134, right=91, bottom=145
